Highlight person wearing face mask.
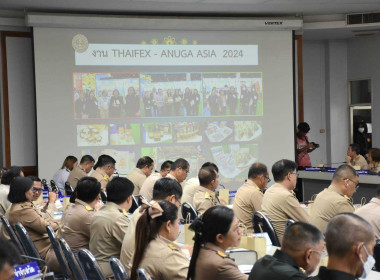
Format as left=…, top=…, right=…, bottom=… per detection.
left=233, top=162, right=270, bottom=233
left=354, top=122, right=371, bottom=157
left=310, top=164, right=356, bottom=233
left=186, top=205, right=248, bottom=280
left=193, top=166, right=224, bottom=215
left=312, top=213, right=376, bottom=280
left=249, top=222, right=325, bottom=280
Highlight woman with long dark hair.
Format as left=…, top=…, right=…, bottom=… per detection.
left=131, top=200, right=189, bottom=280
left=187, top=205, right=248, bottom=280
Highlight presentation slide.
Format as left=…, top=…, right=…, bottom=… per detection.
left=34, top=25, right=294, bottom=190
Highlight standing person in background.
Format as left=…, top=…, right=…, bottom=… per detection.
left=86, top=90, right=99, bottom=118
left=219, top=90, right=227, bottom=115
left=164, top=89, right=174, bottom=116
left=109, top=89, right=123, bottom=118
left=345, top=143, right=368, bottom=170
left=208, top=87, right=219, bottom=116
left=240, top=84, right=249, bottom=115
left=91, top=155, right=116, bottom=192
left=296, top=122, right=317, bottom=168
left=99, top=90, right=110, bottom=119
left=354, top=122, right=371, bottom=157
left=127, top=156, right=154, bottom=196
left=151, top=87, right=158, bottom=117
left=227, top=86, right=238, bottom=115
left=67, top=155, right=95, bottom=189
left=192, top=89, right=201, bottom=116
left=125, top=87, right=140, bottom=117
left=53, top=155, right=78, bottom=193
left=173, top=89, right=183, bottom=116
left=75, top=91, right=86, bottom=119
left=183, top=87, right=192, bottom=116
left=143, top=91, right=153, bottom=117
left=367, top=147, right=380, bottom=173
left=155, top=89, right=165, bottom=117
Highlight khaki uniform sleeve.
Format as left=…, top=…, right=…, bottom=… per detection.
left=39, top=202, right=57, bottom=218
left=283, top=195, right=310, bottom=222
left=112, top=215, right=130, bottom=245
left=197, top=199, right=214, bottom=215
left=337, top=200, right=355, bottom=213
left=251, top=192, right=263, bottom=212
left=21, top=208, right=59, bottom=234
left=161, top=250, right=189, bottom=280
left=218, top=259, right=248, bottom=280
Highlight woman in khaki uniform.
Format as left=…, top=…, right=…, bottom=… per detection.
left=130, top=200, right=189, bottom=280
left=7, top=177, right=60, bottom=259
left=187, top=206, right=248, bottom=280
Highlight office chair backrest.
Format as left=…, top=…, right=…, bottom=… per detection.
left=252, top=211, right=281, bottom=246
left=46, top=225, right=71, bottom=278
left=109, top=257, right=129, bottom=280
left=77, top=249, right=106, bottom=280
left=137, top=195, right=147, bottom=206
left=0, top=216, right=25, bottom=254
left=285, top=219, right=295, bottom=229
left=58, top=237, right=86, bottom=280
left=181, top=202, right=198, bottom=222
left=64, top=182, right=74, bottom=196
left=137, top=268, right=153, bottom=280
left=129, top=195, right=139, bottom=214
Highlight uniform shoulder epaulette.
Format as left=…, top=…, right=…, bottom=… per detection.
left=168, top=243, right=179, bottom=251
left=205, top=192, right=211, bottom=199
left=122, top=209, right=129, bottom=217
left=85, top=205, right=93, bottom=211
left=217, top=250, right=228, bottom=258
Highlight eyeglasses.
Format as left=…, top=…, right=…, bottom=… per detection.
left=347, top=178, right=360, bottom=190
left=32, top=187, right=43, bottom=193
left=312, top=250, right=327, bottom=259
left=262, top=175, right=271, bottom=183
left=290, top=172, right=298, bottom=177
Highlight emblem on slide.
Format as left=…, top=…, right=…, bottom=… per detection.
left=72, top=34, right=89, bottom=53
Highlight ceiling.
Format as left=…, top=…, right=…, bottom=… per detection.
left=1, top=0, right=380, bottom=40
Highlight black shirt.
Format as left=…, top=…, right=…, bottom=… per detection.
left=248, top=250, right=307, bottom=280
left=310, top=267, right=356, bottom=280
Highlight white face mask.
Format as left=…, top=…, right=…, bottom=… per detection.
left=358, top=127, right=365, bottom=133
left=360, top=245, right=376, bottom=279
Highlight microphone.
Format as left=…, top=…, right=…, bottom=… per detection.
left=50, top=180, right=58, bottom=192
left=219, top=184, right=226, bottom=189
left=20, top=255, right=47, bottom=266
left=322, top=161, right=345, bottom=167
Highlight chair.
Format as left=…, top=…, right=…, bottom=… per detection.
left=129, top=195, right=139, bottom=214
left=77, top=249, right=106, bottom=280
left=0, top=216, right=25, bottom=254
left=137, top=268, right=153, bottom=280
left=14, top=222, right=45, bottom=268
left=100, top=191, right=107, bottom=203
left=252, top=211, right=281, bottom=247
left=46, top=225, right=71, bottom=279
left=137, top=195, right=147, bottom=206
left=181, top=202, right=198, bottom=222
left=109, top=257, right=129, bottom=280
left=64, top=182, right=74, bottom=196
left=285, top=219, right=295, bottom=229
left=58, top=238, right=86, bottom=280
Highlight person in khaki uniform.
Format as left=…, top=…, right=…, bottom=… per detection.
left=130, top=200, right=189, bottom=280
left=120, top=177, right=183, bottom=273
left=90, top=154, right=116, bottom=192
left=355, top=186, right=380, bottom=238
left=127, top=156, right=154, bottom=196
left=345, top=143, right=368, bottom=170
left=58, top=177, right=101, bottom=253
left=310, top=164, right=357, bottom=233
left=66, top=155, right=95, bottom=189
left=29, top=176, right=58, bottom=219
left=166, top=158, right=190, bottom=185
left=90, top=177, right=134, bottom=278
left=262, top=159, right=309, bottom=244
left=139, top=160, right=172, bottom=201
left=5, top=177, right=59, bottom=259
left=233, top=162, right=270, bottom=232
left=193, top=165, right=223, bottom=215
left=187, top=206, right=248, bottom=280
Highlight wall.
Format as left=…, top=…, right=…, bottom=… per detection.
left=348, top=34, right=380, bottom=146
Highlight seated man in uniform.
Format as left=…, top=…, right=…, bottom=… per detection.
left=313, top=213, right=376, bottom=280
left=28, top=176, right=58, bottom=219
left=182, top=162, right=218, bottom=205
left=345, top=143, right=368, bottom=170
left=249, top=222, right=324, bottom=280
left=166, top=158, right=190, bottom=184
left=310, top=164, right=356, bottom=232
left=262, top=159, right=309, bottom=243
left=127, top=156, right=154, bottom=196
left=59, top=177, right=101, bottom=253
left=66, top=155, right=95, bottom=189
left=91, top=154, right=116, bottom=192
left=120, top=177, right=183, bottom=273
left=89, top=177, right=134, bottom=278
left=193, top=165, right=223, bottom=215
left=139, top=160, right=173, bottom=202
left=233, top=162, right=270, bottom=232
left=355, top=185, right=380, bottom=238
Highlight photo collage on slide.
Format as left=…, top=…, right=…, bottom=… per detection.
left=73, top=72, right=263, bottom=183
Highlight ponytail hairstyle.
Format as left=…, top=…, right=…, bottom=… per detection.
left=186, top=206, right=235, bottom=280
left=130, top=200, right=178, bottom=280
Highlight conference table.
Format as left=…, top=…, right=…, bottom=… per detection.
left=299, top=170, right=380, bottom=204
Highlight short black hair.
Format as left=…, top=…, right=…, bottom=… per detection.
left=136, top=156, right=154, bottom=169
left=93, top=154, right=116, bottom=169
left=332, top=164, right=358, bottom=183
left=325, top=213, right=374, bottom=258
left=106, top=177, right=134, bottom=204
left=369, top=148, right=380, bottom=162
left=272, top=159, right=297, bottom=182
left=201, top=162, right=219, bottom=173
left=80, top=155, right=95, bottom=164
left=198, top=166, right=217, bottom=186
left=8, top=177, right=33, bottom=203
left=160, top=160, right=173, bottom=171
left=349, top=143, right=360, bottom=155
left=9, top=166, right=23, bottom=177
left=1, top=171, right=17, bottom=185
left=248, top=162, right=268, bottom=179
left=27, top=176, right=41, bottom=182
left=152, top=177, right=183, bottom=201
left=297, top=122, right=310, bottom=133
left=282, top=222, right=324, bottom=252
left=171, top=158, right=189, bottom=171
left=0, top=238, right=21, bottom=271
left=76, top=177, right=101, bottom=203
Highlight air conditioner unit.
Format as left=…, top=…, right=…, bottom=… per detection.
left=346, top=12, right=380, bottom=25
